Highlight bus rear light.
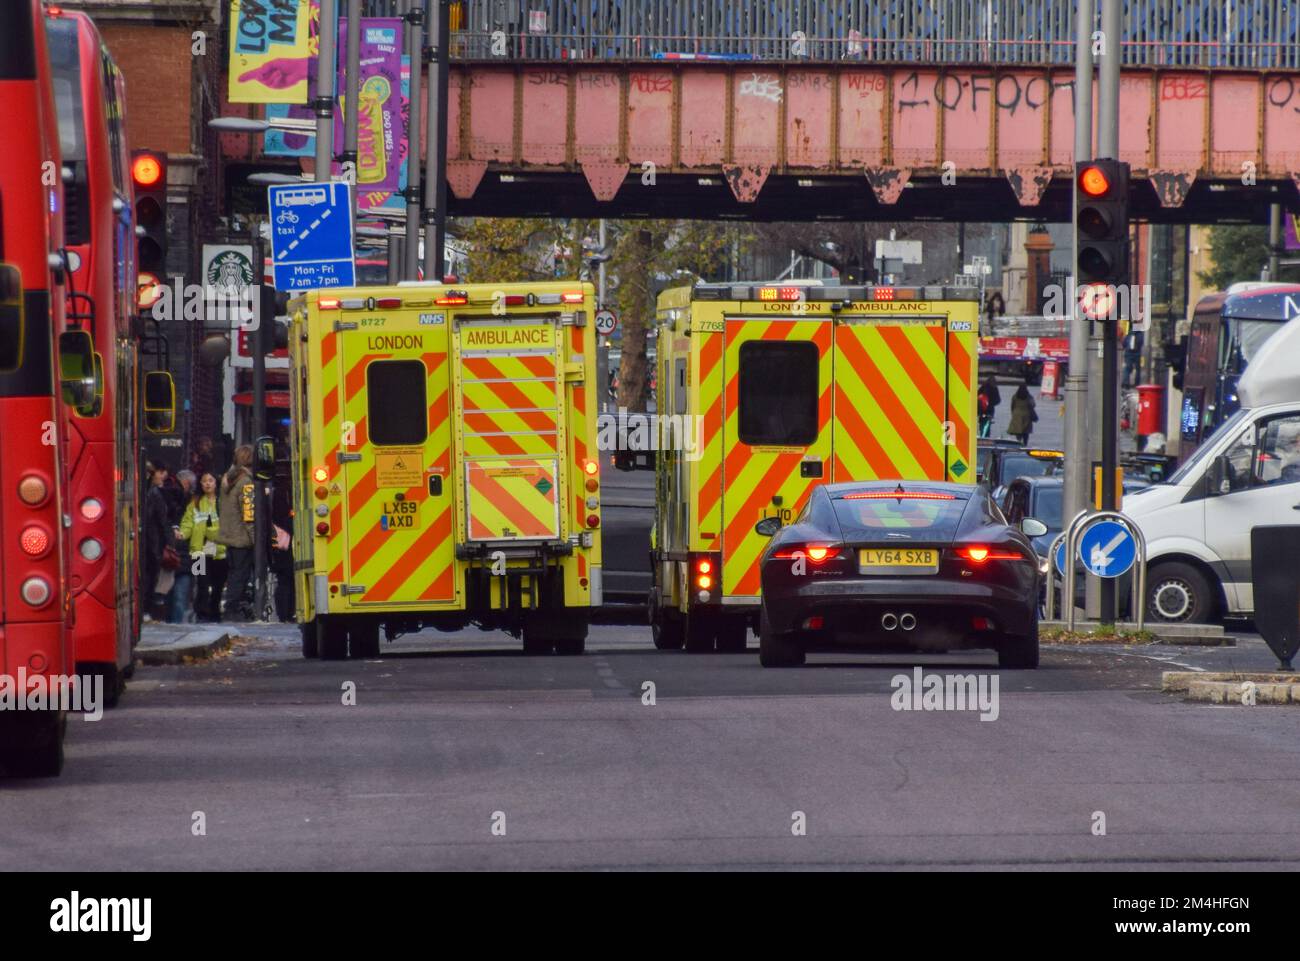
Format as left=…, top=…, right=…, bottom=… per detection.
left=79, top=538, right=104, bottom=562
left=18, top=475, right=48, bottom=506
left=316, top=521, right=329, bottom=535
left=586, top=514, right=600, bottom=529
left=20, top=525, right=50, bottom=557
left=79, top=497, right=104, bottom=521
left=20, top=577, right=52, bottom=607
left=313, top=466, right=329, bottom=483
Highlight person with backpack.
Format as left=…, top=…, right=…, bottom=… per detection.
left=977, top=374, right=1001, bottom=438
left=1008, top=381, right=1038, bottom=445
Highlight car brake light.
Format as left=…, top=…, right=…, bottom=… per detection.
left=773, top=545, right=841, bottom=562
left=20, top=577, right=52, bottom=607
left=18, top=475, right=48, bottom=505
left=20, top=525, right=50, bottom=557
left=956, top=545, right=1025, bottom=563
left=842, top=491, right=955, bottom=501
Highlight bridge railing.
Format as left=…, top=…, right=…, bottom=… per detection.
left=425, top=0, right=1300, bottom=69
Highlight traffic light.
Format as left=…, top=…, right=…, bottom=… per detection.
left=132, top=150, right=168, bottom=279
left=1075, top=159, right=1130, bottom=321
left=256, top=285, right=290, bottom=355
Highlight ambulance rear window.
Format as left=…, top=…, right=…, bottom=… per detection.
left=737, top=340, right=818, bottom=446
left=367, top=359, right=427, bottom=445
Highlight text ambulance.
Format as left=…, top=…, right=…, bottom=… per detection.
left=288, top=282, right=602, bottom=658
left=648, top=283, right=981, bottom=652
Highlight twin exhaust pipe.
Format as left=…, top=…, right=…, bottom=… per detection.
left=881, top=612, right=917, bottom=632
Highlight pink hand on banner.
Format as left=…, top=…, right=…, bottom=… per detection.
left=239, top=58, right=309, bottom=91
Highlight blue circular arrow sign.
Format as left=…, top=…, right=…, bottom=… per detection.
left=1054, top=540, right=1068, bottom=577
left=1076, top=519, right=1137, bottom=579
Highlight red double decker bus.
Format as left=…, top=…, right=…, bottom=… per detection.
left=0, top=0, right=89, bottom=775
left=46, top=6, right=139, bottom=705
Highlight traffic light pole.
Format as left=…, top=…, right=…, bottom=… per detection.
left=1097, top=0, right=1123, bottom=624
left=403, top=0, right=424, bottom=281
left=252, top=231, right=268, bottom=621
left=422, top=0, right=451, bottom=281
left=314, top=0, right=338, bottom=184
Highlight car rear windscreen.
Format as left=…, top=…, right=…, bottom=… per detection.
left=831, top=493, right=969, bottom=542
left=999, top=452, right=1058, bottom=487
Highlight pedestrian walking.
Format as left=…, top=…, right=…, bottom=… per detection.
left=216, top=445, right=257, bottom=622
left=141, top=462, right=175, bottom=622
left=977, top=373, right=1001, bottom=439
left=1007, top=382, right=1038, bottom=446
left=180, top=472, right=228, bottom=623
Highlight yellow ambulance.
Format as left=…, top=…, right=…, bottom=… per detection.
left=648, top=282, right=981, bottom=651
left=287, top=282, right=603, bottom=658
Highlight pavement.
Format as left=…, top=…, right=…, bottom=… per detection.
left=135, top=623, right=235, bottom=665
left=4, top=622, right=1298, bottom=870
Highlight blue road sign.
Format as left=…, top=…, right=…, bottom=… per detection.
left=268, top=181, right=355, bottom=291
left=1077, top=519, right=1137, bottom=579
left=1054, top=540, right=1068, bottom=577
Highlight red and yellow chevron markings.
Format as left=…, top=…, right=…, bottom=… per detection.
left=466, top=460, right=559, bottom=540
left=720, top=317, right=833, bottom=597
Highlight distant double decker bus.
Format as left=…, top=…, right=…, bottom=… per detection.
left=0, top=0, right=92, bottom=776
left=46, top=7, right=140, bottom=706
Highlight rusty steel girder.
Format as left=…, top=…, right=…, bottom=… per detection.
left=447, top=62, right=1300, bottom=208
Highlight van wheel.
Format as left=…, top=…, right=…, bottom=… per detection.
left=300, top=620, right=319, bottom=658
left=554, top=614, right=588, bottom=656
left=715, top=616, right=749, bottom=653
left=1148, top=562, right=1215, bottom=623
left=758, top=604, right=804, bottom=668
left=0, top=712, right=66, bottom=777
left=317, top=616, right=348, bottom=660
left=349, top=622, right=381, bottom=659
left=684, top=611, right=716, bottom=653
left=649, top=591, right=685, bottom=650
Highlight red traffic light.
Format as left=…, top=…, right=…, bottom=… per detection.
left=132, top=153, right=163, bottom=188
left=1078, top=165, right=1111, bottom=197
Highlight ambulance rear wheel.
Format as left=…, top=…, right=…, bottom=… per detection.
left=684, top=611, right=716, bottom=653
left=521, top=626, right=554, bottom=655
left=649, top=591, right=685, bottom=650
left=317, top=616, right=348, bottom=660
left=715, top=617, right=749, bottom=653
left=0, top=712, right=66, bottom=777
left=300, top=620, right=319, bottom=658
left=349, top=622, right=381, bottom=659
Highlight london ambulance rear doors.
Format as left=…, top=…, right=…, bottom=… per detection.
left=338, top=313, right=456, bottom=606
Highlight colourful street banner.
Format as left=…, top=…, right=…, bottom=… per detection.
left=1286, top=211, right=1300, bottom=252
left=334, top=18, right=408, bottom=211
left=229, top=0, right=313, bottom=104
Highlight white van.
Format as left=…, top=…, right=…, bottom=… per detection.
left=1124, top=313, right=1300, bottom=622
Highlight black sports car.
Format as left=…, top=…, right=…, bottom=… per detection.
left=755, top=481, right=1046, bottom=669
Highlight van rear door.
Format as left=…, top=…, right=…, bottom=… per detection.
left=831, top=314, right=974, bottom=484
left=453, top=317, right=565, bottom=543
left=718, top=315, right=833, bottom=598
left=338, top=316, right=456, bottom=606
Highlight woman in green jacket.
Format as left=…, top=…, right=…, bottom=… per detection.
left=180, top=472, right=228, bottom=622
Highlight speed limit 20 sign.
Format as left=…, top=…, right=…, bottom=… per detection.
left=594, top=308, right=618, bottom=335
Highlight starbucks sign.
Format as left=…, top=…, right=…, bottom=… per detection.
left=202, top=244, right=255, bottom=300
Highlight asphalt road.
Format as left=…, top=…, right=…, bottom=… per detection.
left=3, top=624, right=1298, bottom=870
